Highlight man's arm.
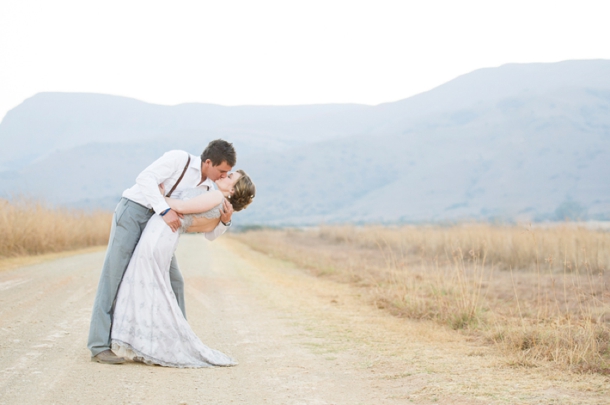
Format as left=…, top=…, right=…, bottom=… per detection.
left=136, top=150, right=188, bottom=214
left=137, top=150, right=189, bottom=232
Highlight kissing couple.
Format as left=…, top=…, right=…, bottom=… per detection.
left=88, top=139, right=255, bottom=368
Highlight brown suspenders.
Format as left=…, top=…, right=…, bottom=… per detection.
left=165, top=154, right=191, bottom=198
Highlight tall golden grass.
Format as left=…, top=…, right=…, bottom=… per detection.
left=0, top=198, right=112, bottom=257
left=319, top=224, right=610, bottom=273
left=232, top=224, right=610, bottom=373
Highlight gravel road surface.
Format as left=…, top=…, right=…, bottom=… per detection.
left=0, top=235, right=607, bottom=404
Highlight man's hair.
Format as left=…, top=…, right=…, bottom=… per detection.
left=201, top=139, right=236, bottom=167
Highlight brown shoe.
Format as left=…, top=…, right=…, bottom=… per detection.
left=91, top=349, right=125, bottom=364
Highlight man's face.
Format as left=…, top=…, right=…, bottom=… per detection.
left=203, top=159, right=232, bottom=181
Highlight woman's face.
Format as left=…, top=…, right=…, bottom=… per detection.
left=215, top=171, right=242, bottom=194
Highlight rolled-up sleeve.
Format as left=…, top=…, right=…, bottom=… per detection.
left=204, top=222, right=228, bottom=241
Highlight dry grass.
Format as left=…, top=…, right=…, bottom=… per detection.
left=231, top=224, right=610, bottom=374
left=318, top=224, right=610, bottom=273
left=0, top=198, right=112, bottom=257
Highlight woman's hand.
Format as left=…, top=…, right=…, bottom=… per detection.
left=159, top=183, right=166, bottom=196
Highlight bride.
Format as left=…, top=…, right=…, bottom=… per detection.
left=110, top=170, right=255, bottom=368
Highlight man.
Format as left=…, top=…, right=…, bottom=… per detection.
left=88, top=139, right=236, bottom=364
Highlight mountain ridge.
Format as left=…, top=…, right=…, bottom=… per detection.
left=1, top=59, right=609, bottom=224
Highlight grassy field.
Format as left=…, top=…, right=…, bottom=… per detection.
left=3, top=198, right=608, bottom=374
left=0, top=198, right=112, bottom=258
left=231, top=224, right=610, bottom=374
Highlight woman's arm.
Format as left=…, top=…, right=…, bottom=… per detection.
left=165, top=190, right=224, bottom=214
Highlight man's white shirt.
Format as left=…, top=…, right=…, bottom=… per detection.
left=122, top=150, right=227, bottom=241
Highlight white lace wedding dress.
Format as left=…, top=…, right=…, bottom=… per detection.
left=110, top=187, right=237, bottom=368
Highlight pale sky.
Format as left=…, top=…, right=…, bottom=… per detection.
left=1, top=0, right=609, bottom=121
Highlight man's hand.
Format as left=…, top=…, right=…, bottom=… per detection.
left=220, top=199, right=234, bottom=225
left=162, top=209, right=183, bottom=232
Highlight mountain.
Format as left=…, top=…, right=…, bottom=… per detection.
left=0, top=92, right=370, bottom=171
left=1, top=60, right=609, bottom=223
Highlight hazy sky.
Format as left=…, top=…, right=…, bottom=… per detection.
left=1, top=0, right=609, bottom=121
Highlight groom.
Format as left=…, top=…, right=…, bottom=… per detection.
left=88, top=139, right=237, bottom=364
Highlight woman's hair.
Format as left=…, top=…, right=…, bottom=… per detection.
left=229, top=169, right=255, bottom=212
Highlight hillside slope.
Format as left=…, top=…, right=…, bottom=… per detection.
left=1, top=60, right=609, bottom=222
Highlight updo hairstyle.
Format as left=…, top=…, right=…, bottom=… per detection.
left=229, top=169, right=255, bottom=211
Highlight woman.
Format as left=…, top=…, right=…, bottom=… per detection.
left=110, top=170, right=255, bottom=368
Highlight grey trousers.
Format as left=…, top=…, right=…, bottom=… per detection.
left=87, top=198, right=186, bottom=356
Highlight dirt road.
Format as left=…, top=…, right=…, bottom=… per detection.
left=0, top=236, right=608, bottom=404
